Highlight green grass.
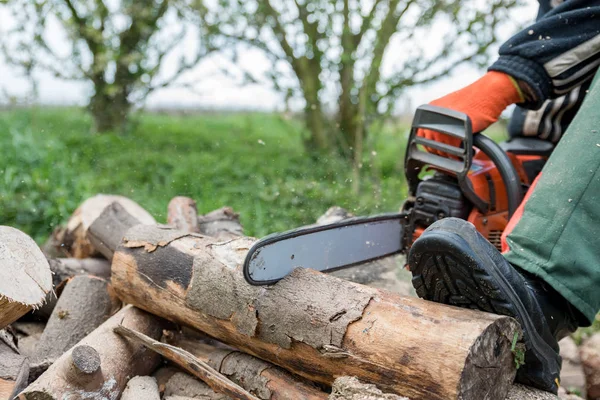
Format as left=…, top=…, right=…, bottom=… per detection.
left=0, top=107, right=409, bottom=243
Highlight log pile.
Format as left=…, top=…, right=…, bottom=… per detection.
left=1, top=195, right=591, bottom=400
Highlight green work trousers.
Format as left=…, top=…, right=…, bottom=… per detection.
left=504, top=70, right=600, bottom=324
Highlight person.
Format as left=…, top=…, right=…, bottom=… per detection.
left=412, top=0, right=600, bottom=394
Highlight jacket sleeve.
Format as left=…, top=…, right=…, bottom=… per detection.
left=489, top=0, right=600, bottom=109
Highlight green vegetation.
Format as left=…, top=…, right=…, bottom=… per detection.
left=0, top=107, right=409, bottom=243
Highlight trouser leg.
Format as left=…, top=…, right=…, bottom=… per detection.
left=504, top=70, right=600, bottom=324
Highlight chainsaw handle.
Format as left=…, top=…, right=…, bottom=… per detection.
left=405, top=105, right=523, bottom=219
left=472, top=134, right=523, bottom=218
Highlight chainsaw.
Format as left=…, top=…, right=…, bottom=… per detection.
left=243, top=105, right=554, bottom=285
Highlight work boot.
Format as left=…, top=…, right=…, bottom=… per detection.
left=408, top=218, right=581, bottom=393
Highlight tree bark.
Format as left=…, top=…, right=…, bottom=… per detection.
left=29, top=275, right=121, bottom=380
left=301, top=75, right=330, bottom=151
left=60, top=194, right=155, bottom=259
left=168, top=197, right=201, bottom=233
left=109, top=224, right=521, bottom=400
left=0, top=329, right=29, bottom=400
left=48, top=258, right=111, bottom=282
left=0, top=226, right=53, bottom=329
left=89, top=92, right=131, bottom=133
left=329, top=376, right=408, bottom=400
left=87, top=200, right=154, bottom=260
left=163, top=330, right=327, bottom=400
left=164, top=372, right=230, bottom=400
left=115, top=325, right=260, bottom=400
left=505, top=384, right=560, bottom=399
left=18, top=305, right=167, bottom=400
left=198, top=207, right=244, bottom=240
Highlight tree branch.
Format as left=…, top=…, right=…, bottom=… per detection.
left=262, top=0, right=297, bottom=64
left=355, top=0, right=384, bottom=46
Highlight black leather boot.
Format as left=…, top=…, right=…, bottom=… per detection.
left=408, top=218, right=581, bottom=393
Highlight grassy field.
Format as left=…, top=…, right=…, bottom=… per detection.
left=1, top=107, right=413, bottom=243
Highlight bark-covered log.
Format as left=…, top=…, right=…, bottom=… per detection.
left=505, top=384, right=559, bottom=399
left=48, top=258, right=111, bottom=283
left=329, top=376, right=408, bottom=400
left=110, top=224, right=522, bottom=400
left=164, top=372, right=230, bottom=400
left=198, top=207, right=243, bottom=239
left=0, top=329, right=29, bottom=400
left=168, top=197, right=200, bottom=233
left=29, top=275, right=121, bottom=380
left=18, top=305, right=166, bottom=400
left=0, top=226, right=53, bottom=329
left=87, top=201, right=152, bottom=260
left=41, top=226, right=68, bottom=258
left=164, top=330, right=327, bottom=400
left=59, top=194, right=156, bottom=258
left=121, top=376, right=161, bottom=400
left=32, top=258, right=112, bottom=320
left=115, top=325, right=260, bottom=400
left=154, top=366, right=183, bottom=395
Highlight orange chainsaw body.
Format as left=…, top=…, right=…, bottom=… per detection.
left=411, top=151, right=547, bottom=251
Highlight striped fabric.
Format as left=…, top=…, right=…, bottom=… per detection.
left=499, top=0, right=600, bottom=141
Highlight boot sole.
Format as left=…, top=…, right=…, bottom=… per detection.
left=409, top=221, right=560, bottom=391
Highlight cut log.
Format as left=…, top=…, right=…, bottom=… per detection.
left=48, top=257, right=111, bottom=283
left=164, top=372, right=230, bottom=399
left=329, top=376, right=408, bottom=400
left=154, top=366, right=184, bottom=395
left=29, top=275, right=121, bottom=380
left=505, top=384, right=559, bottom=399
left=18, top=305, right=166, bottom=400
left=580, top=333, right=600, bottom=399
left=164, top=330, right=327, bottom=400
left=12, top=322, right=45, bottom=359
left=41, top=226, right=68, bottom=258
left=198, top=207, right=243, bottom=239
left=0, top=226, right=53, bottom=329
left=557, top=387, right=584, bottom=400
left=109, top=224, right=522, bottom=400
left=32, top=257, right=112, bottom=320
left=61, top=194, right=155, bottom=258
left=87, top=201, right=152, bottom=260
left=168, top=197, right=200, bottom=233
left=114, top=325, right=260, bottom=400
left=0, top=329, right=29, bottom=400
left=121, top=376, right=161, bottom=400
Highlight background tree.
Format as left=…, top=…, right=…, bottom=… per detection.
left=2, top=0, right=210, bottom=132
left=196, top=0, right=523, bottom=163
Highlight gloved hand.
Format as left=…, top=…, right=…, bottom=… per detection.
left=419, top=71, right=524, bottom=156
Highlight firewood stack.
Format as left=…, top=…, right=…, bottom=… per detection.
left=0, top=194, right=587, bottom=400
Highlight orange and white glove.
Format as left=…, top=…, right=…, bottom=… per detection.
left=419, top=71, right=524, bottom=156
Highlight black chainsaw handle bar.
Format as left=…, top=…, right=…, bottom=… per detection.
left=472, top=134, right=523, bottom=218
left=405, top=105, right=523, bottom=218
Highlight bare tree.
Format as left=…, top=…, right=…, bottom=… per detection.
left=2, top=0, right=211, bottom=132
left=196, top=0, right=523, bottom=161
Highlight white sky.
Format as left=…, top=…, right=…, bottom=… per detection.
left=0, top=1, right=539, bottom=112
